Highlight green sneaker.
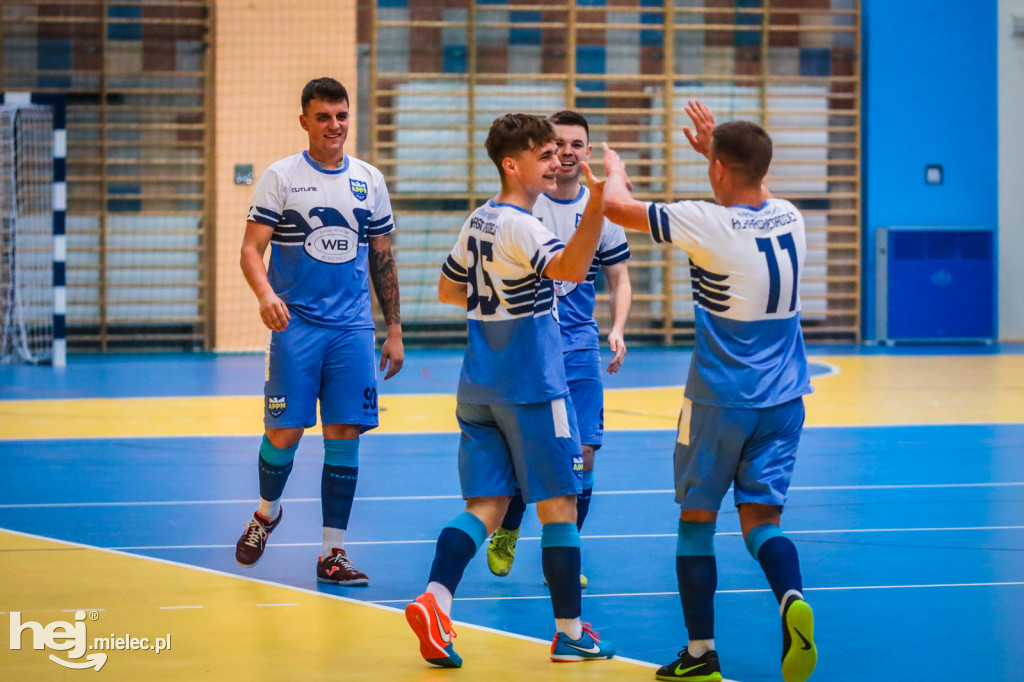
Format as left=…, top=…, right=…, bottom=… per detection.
left=781, top=595, right=817, bottom=682
left=543, top=573, right=589, bottom=589
left=487, top=526, right=519, bottom=576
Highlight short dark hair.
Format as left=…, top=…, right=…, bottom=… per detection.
left=549, top=110, right=589, bottom=140
left=484, top=113, right=557, bottom=177
left=711, top=120, right=773, bottom=186
left=301, top=77, right=349, bottom=112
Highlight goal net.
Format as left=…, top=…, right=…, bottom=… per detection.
left=0, top=104, right=55, bottom=365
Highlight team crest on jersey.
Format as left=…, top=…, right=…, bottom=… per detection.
left=554, top=280, right=578, bottom=297
left=575, top=213, right=582, bottom=227
left=305, top=225, right=359, bottom=264
left=267, top=395, right=287, bottom=418
left=349, top=179, right=368, bottom=201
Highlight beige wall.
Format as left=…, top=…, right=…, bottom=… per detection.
left=212, top=0, right=358, bottom=351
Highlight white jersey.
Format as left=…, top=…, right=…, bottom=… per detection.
left=247, top=151, right=394, bottom=329
left=534, top=187, right=630, bottom=352
left=441, top=200, right=569, bottom=404
left=646, top=198, right=813, bottom=407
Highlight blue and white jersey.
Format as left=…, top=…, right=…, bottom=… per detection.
left=646, top=198, right=813, bottom=408
left=442, top=200, right=570, bottom=405
left=534, top=187, right=631, bottom=352
left=247, top=151, right=394, bottom=330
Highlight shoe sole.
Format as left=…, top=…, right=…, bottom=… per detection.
left=654, top=672, right=722, bottom=682
left=316, top=576, right=369, bottom=586
left=405, top=601, right=461, bottom=667
left=782, top=599, right=816, bottom=682
left=550, top=653, right=614, bottom=662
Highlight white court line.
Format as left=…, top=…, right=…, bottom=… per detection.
left=0, top=526, right=658, bottom=669
left=370, top=580, right=1024, bottom=605
left=102, top=524, right=1024, bottom=551
left=2, top=480, right=1023, bottom=510
left=158, top=605, right=202, bottom=610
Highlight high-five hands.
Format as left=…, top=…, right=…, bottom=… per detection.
left=682, top=100, right=715, bottom=159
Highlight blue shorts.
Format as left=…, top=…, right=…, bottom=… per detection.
left=564, top=349, right=604, bottom=449
left=455, top=398, right=583, bottom=503
left=264, top=316, right=378, bottom=431
left=673, top=397, right=805, bottom=510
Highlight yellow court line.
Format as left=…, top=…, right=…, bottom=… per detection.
left=1, top=355, right=1023, bottom=440
left=0, top=529, right=657, bottom=681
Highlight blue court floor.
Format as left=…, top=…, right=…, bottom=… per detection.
left=2, top=347, right=1023, bottom=681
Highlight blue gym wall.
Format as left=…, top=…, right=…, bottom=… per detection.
left=861, top=0, right=999, bottom=340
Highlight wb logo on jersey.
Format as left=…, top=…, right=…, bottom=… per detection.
left=305, top=225, right=359, bottom=264
left=267, top=395, right=287, bottom=418
left=350, top=179, right=368, bottom=201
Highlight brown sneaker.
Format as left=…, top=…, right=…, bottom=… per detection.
left=235, top=508, right=282, bottom=567
left=316, top=548, right=369, bottom=586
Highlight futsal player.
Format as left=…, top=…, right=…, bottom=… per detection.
left=487, top=110, right=632, bottom=589
left=404, top=113, right=615, bottom=668
left=597, top=101, right=817, bottom=682
left=235, top=77, right=404, bottom=586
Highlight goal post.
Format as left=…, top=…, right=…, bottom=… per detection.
left=0, top=92, right=66, bottom=367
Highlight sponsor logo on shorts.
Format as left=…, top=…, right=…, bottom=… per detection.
left=267, top=395, right=287, bottom=418
left=350, top=179, right=368, bottom=201
left=572, top=454, right=584, bottom=479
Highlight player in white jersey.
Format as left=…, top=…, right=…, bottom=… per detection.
left=598, top=101, right=817, bottom=682
left=405, top=113, right=615, bottom=668
left=486, top=111, right=632, bottom=588
left=234, top=77, right=404, bottom=587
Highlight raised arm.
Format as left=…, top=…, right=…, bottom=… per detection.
left=368, top=232, right=404, bottom=379
left=438, top=274, right=468, bottom=308
left=600, top=145, right=650, bottom=234
left=542, top=162, right=606, bottom=283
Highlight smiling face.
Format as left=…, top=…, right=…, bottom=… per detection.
left=553, top=123, right=591, bottom=185
left=299, top=98, right=349, bottom=166
left=506, top=139, right=560, bottom=198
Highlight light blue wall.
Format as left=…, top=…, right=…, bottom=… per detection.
left=861, top=0, right=998, bottom=339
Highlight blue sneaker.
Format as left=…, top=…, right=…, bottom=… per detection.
left=549, top=623, right=615, bottom=662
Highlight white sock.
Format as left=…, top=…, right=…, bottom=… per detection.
left=688, top=639, right=715, bottom=657
left=426, top=581, right=453, bottom=615
left=257, top=498, right=280, bottom=521
left=322, top=527, right=346, bottom=557
left=780, top=589, right=804, bottom=616
left=555, top=618, right=583, bottom=640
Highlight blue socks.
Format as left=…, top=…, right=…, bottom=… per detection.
left=501, top=490, right=527, bottom=532
left=676, top=520, right=717, bottom=641
left=257, top=435, right=296, bottom=503
left=576, top=468, right=594, bottom=531
left=428, top=512, right=488, bottom=595
left=322, top=438, right=359, bottom=530
left=541, top=522, right=582, bottom=619
left=746, top=523, right=803, bottom=604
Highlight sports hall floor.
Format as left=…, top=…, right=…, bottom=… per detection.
left=2, top=345, right=1023, bottom=681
